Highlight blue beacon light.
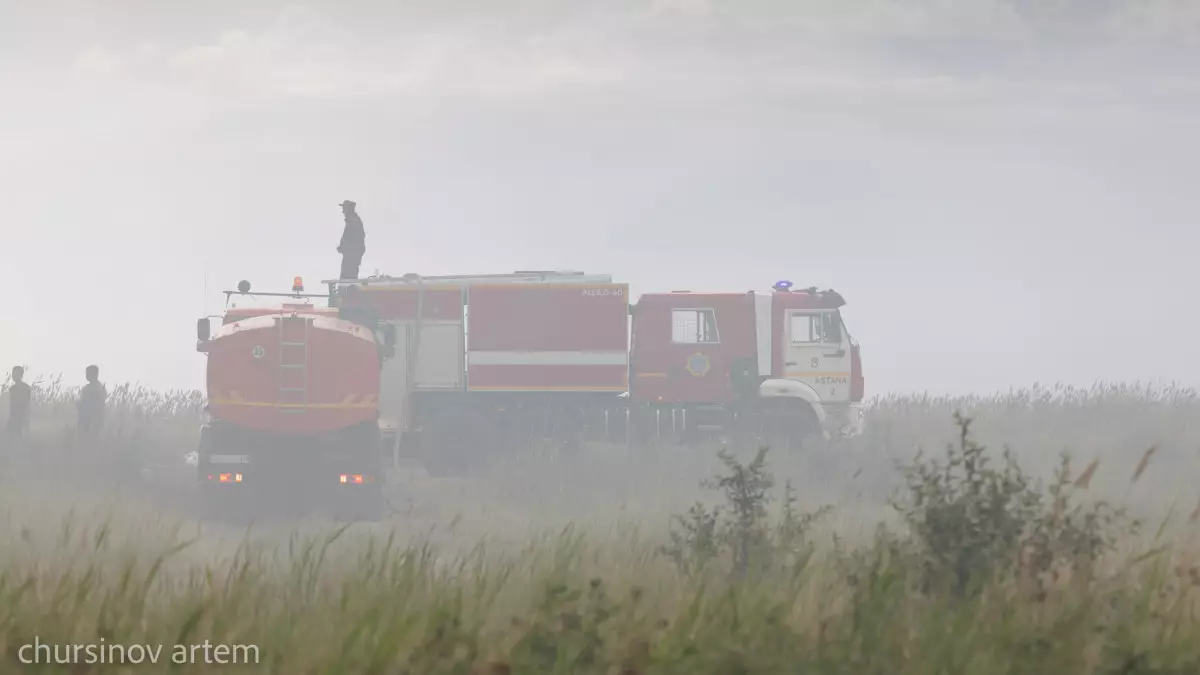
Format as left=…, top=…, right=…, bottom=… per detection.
left=773, top=280, right=793, bottom=291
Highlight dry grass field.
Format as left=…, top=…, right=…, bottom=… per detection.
left=0, top=375, right=1198, bottom=673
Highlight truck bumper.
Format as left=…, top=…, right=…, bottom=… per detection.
left=821, top=402, right=865, bottom=440
left=194, top=423, right=386, bottom=504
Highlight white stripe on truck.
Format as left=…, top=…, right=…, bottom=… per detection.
left=468, top=350, right=628, bottom=366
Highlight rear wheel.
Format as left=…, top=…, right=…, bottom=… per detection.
left=334, top=482, right=385, bottom=522
left=510, top=399, right=587, bottom=461
left=422, top=406, right=494, bottom=478
left=333, top=424, right=387, bottom=522
left=195, top=424, right=237, bottom=520
left=628, top=405, right=680, bottom=449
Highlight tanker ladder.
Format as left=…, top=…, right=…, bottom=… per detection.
left=277, top=312, right=310, bottom=413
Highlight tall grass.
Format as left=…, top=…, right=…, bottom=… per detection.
left=0, top=375, right=1197, bottom=673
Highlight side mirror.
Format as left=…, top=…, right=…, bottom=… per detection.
left=823, top=314, right=843, bottom=344
left=382, top=324, right=397, bottom=347
left=197, top=317, right=211, bottom=341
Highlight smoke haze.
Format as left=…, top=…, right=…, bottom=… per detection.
left=2, top=0, right=1198, bottom=394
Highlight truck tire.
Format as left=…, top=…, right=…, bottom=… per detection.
left=195, top=425, right=223, bottom=518
left=194, top=423, right=258, bottom=523
left=422, top=406, right=493, bottom=478
left=756, top=399, right=823, bottom=455
left=334, top=483, right=385, bottom=522
left=334, top=424, right=388, bottom=522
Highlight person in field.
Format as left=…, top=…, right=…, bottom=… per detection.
left=77, top=365, right=107, bottom=439
left=337, top=200, right=366, bottom=280
left=6, top=366, right=31, bottom=438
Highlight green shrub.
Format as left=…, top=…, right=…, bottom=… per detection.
left=891, top=412, right=1132, bottom=598
left=660, top=445, right=833, bottom=579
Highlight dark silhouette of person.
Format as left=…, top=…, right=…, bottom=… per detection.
left=77, top=365, right=107, bottom=439
left=6, top=366, right=31, bottom=438
left=338, top=200, right=366, bottom=280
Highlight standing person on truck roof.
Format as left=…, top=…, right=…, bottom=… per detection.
left=6, top=366, right=32, bottom=439
left=77, top=365, right=107, bottom=440
left=338, top=200, right=365, bottom=280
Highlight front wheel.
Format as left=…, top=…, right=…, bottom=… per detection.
left=753, top=399, right=823, bottom=455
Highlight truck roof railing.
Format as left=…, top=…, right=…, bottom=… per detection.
left=223, top=290, right=331, bottom=300
left=323, top=270, right=614, bottom=289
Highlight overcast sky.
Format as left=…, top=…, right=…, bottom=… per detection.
left=1, top=0, right=1197, bottom=396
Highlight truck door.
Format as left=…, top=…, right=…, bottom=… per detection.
left=783, top=309, right=852, bottom=403
left=664, top=306, right=729, bottom=403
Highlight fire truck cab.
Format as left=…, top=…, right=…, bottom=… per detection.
left=628, top=281, right=864, bottom=448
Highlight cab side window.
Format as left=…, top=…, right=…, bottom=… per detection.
left=672, top=309, right=719, bottom=344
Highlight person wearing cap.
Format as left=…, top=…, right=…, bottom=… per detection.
left=338, top=200, right=366, bottom=280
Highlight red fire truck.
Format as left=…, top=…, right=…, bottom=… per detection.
left=194, top=278, right=396, bottom=520
left=192, top=270, right=866, bottom=507
left=326, top=272, right=864, bottom=474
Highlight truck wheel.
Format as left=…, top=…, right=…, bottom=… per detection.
left=333, top=425, right=388, bottom=522
left=194, top=424, right=257, bottom=523
left=422, top=407, right=492, bottom=478
left=757, top=399, right=822, bottom=455
left=552, top=402, right=587, bottom=458
left=334, top=483, right=385, bottom=522
left=195, top=425, right=223, bottom=519
left=356, top=448, right=387, bottom=521
left=358, top=483, right=386, bottom=521
left=627, top=406, right=662, bottom=450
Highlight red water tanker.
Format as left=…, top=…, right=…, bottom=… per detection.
left=194, top=278, right=396, bottom=520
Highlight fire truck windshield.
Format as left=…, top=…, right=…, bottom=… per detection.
left=789, top=311, right=843, bottom=345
